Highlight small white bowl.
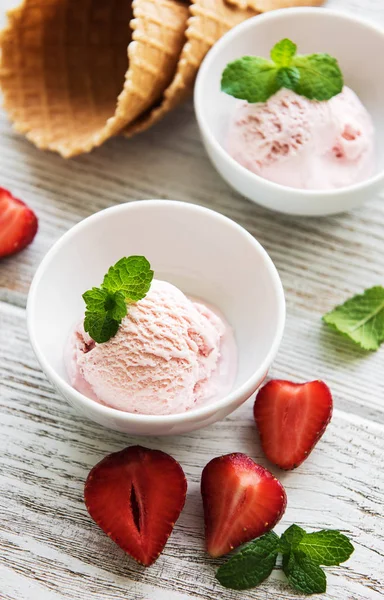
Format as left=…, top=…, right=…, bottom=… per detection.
left=194, top=8, right=384, bottom=216
left=27, top=200, right=285, bottom=435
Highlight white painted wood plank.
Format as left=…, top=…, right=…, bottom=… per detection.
left=1, top=304, right=384, bottom=600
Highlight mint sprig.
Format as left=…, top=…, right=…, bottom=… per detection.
left=215, top=525, right=354, bottom=595
left=323, top=286, right=384, bottom=351
left=82, top=256, right=153, bottom=344
left=221, top=38, right=343, bottom=103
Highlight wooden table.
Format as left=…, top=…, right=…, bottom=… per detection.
left=1, top=1, right=384, bottom=598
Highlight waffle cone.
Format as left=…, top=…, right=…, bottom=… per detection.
left=124, top=0, right=257, bottom=137
left=225, top=0, right=324, bottom=11
left=0, top=0, right=189, bottom=158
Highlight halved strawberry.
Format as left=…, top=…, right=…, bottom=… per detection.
left=84, top=445, right=187, bottom=566
left=0, top=187, right=38, bottom=258
left=254, top=380, right=333, bottom=470
left=201, top=453, right=286, bottom=558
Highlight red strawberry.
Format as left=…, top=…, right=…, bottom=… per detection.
left=201, top=453, right=286, bottom=558
left=254, top=380, right=333, bottom=470
left=0, top=187, right=38, bottom=258
left=84, top=445, right=187, bottom=566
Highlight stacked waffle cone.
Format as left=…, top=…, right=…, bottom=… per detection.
left=0, top=0, right=324, bottom=158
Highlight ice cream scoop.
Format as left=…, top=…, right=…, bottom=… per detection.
left=66, top=279, right=236, bottom=415
left=226, top=87, right=375, bottom=190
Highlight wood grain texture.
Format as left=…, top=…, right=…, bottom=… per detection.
left=1, top=0, right=384, bottom=599
left=1, top=303, right=384, bottom=600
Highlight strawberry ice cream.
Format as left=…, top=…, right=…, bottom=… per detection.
left=226, top=87, right=375, bottom=190
left=65, top=280, right=236, bottom=415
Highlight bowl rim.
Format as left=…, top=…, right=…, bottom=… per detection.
left=194, top=7, right=384, bottom=198
left=27, top=199, right=286, bottom=425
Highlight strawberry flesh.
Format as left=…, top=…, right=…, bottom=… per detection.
left=84, top=445, right=187, bottom=566
left=0, top=187, right=38, bottom=258
left=254, top=379, right=333, bottom=470
left=201, top=453, right=287, bottom=558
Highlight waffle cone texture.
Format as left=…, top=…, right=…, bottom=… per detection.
left=0, top=0, right=324, bottom=157
left=0, top=0, right=189, bottom=157
left=125, top=0, right=257, bottom=137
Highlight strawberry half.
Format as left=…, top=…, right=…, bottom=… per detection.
left=254, top=380, right=333, bottom=470
left=201, top=453, right=286, bottom=558
left=84, top=445, right=187, bottom=566
left=0, top=187, right=38, bottom=258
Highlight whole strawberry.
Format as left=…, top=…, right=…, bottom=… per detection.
left=0, top=187, right=38, bottom=258
left=254, top=380, right=333, bottom=470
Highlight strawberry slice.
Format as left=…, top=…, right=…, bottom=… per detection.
left=0, top=187, right=38, bottom=258
left=84, top=445, right=187, bottom=566
left=254, top=380, right=333, bottom=470
left=201, top=453, right=286, bottom=558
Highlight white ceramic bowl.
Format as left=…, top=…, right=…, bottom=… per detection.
left=27, top=200, right=285, bottom=435
left=194, top=8, right=384, bottom=216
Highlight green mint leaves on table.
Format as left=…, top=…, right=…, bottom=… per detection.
left=221, top=38, right=343, bottom=104
left=215, top=524, right=354, bottom=595
left=323, top=286, right=384, bottom=351
left=83, top=256, right=153, bottom=344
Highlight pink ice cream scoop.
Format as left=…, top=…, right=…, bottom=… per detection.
left=65, top=280, right=236, bottom=415
left=226, top=87, right=375, bottom=190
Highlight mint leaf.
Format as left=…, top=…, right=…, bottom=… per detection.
left=83, top=288, right=127, bottom=321
left=108, top=291, right=129, bottom=321
left=292, top=54, right=343, bottom=101
left=103, top=256, right=154, bottom=302
left=271, top=38, right=297, bottom=67
left=83, top=288, right=126, bottom=343
left=216, top=531, right=279, bottom=590
left=221, top=40, right=343, bottom=103
left=298, top=530, right=354, bottom=566
left=82, top=256, right=153, bottom=343
left=221, top=56, right=280, bottom=103
left=84, top=312, right=119, bottom=344
left=83, top=287, right=110, bottom=313
left=323, top=286, right=384, bottom=351
left=283, top=552, right=327, bottom=595
left=276, top=66, right=300, bottom=90
left=279, top=524, right=306, bottom=554
left=213, top=525, right=354, bottom=595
